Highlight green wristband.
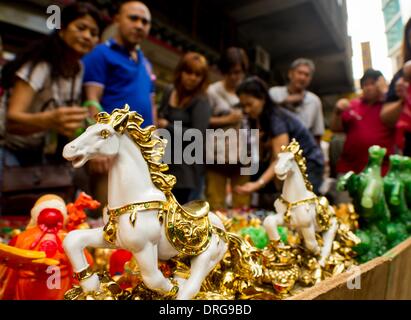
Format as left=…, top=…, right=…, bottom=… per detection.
left=83, top=100, right=103, bottom=113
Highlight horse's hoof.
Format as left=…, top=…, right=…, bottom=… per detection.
left=81, top=273, right=101, bottom=293
left=164, top=285, right=179, bottom=300
left=64, top=286, right=83, bottom=300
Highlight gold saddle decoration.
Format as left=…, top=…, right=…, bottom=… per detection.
left=315, top=196, right=332, bottom=231
left=162, top=193, right=213, bottom=256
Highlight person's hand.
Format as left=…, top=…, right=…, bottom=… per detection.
left=227, top=109, right=243, bottom=125
left=335, top=99, right=350, bottom=114
left=286, top=93, right=304, bottom=105
left=395, top=77, right=410, bottom=101
left=88, top=156, right=114, bottom=175
left=376, top=76, right=388, bottom=95
left=157, top=118, right=169, bottom=129
left=47, top=106, right=88, bottom=137
left=235, top=181, right=261, bottom=195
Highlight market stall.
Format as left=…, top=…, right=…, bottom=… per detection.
left=1, top=106, right=411, bottom=300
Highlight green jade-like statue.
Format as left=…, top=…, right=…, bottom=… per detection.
left=337, top=146, right=390, bottom=262
left=401, top=156, right=411, bottom=209
left=383, top=155, right=410, bottom=246
left=240, top=226, right=288, bottom=249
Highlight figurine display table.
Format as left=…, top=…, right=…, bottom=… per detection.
left=60, top=107, right=359, bottom=300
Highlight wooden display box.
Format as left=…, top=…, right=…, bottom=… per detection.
left=289, top=238, right=411, bottom=300
left=384, top=238, right=411, bottom=299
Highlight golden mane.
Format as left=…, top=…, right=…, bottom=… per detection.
left=281, top=139, right=314, bottom=192
left=96, top=105, right=176, bottom=194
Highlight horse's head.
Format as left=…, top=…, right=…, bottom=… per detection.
left=275, top=139, right=309, bottom=185
left=403, top=156, right=411, bottom=171
left=63, top=106, right=130, bottom=168
left=389, top=154, right=402, bottom=171
left=368, top=145, right=386, bottom=166
left=275, top=152, right=295, bottom=181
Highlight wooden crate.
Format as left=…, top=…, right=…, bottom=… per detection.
left=290, top=257, right=389, bottom=300
left=289, top=237, right=411, bottom=300
left=384, top=238, right=411, bottom=300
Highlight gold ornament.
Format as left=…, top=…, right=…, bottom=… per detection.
left=262, top=243, right=301, bottom=298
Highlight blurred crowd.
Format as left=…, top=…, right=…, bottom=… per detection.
left=1, top=1, right=411, bottom=216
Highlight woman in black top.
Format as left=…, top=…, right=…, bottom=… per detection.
left=2, top=2, right=102, bottom=165
left=235, top=77, right=324, bottom=196
left=157, top=52, right=211, bottom=204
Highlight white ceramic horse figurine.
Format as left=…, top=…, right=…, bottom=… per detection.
left=263, top=140, right=338, bottom=266
left=62, top=105, right=228, bottom=300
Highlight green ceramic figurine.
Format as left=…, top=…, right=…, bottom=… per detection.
left=240, top=226, right=288, bottom=249
left=337, top=146, right=390, bottom=262
left=401, top=156, right=411, bottom=209
left=240, top=226, right=270, bottom=249
left=383, top=155, right=410, bottom=246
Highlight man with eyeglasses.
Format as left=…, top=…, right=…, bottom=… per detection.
left=81, top=1, right=156, bottom=208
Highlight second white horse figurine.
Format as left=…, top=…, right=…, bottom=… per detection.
left=62, top=105, right=230, bottom=300
left=263, top=140, right=338, bottom=266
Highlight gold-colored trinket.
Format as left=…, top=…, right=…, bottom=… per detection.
left=100, top=129, right=110, bottom=139
left=163, top=194, right=213, bottom=256
left=262, top=243, right=300, bottom=297
left=74, top=266, right=94, bottom=282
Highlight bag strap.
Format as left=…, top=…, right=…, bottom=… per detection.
left=69, top=76, right=77, bottom=106
left=51, top=74, right=77, bottom=107
left=2, top=89, right=11, bottom=169
left=158, top=85, right=174, bottom=117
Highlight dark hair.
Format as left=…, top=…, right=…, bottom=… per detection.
left=62, top=2, right=103, bottom=32
left=360, top=69, right=383, bottom=87
left=1, top=2, right=102, bottom=89
left=236, top=76, right=275, bottom=132
left=174, top=52, right=209, bottom=107
left=219, top=47, right=249, bottom=75
left=403, top=18, right=411, bottom=63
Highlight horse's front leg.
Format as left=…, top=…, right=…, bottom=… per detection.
left=319, top=217, right=338, bottom=266
left=120, top=212, right=175, bottom=296
left=301, top=225, right=320, bottom=256
left=263, top=213, right=285, bottom=242
left=389, top=181, right=401, bottom=206
left=63, top=227, right=116, bottom=292
left=133, top=243, right=174, bottom=294
left=361, top=179, right=378, bottom=209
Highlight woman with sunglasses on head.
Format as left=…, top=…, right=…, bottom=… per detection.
left=205, top=47, right=250, bottom=211
left=157, top=52, right=212, bottom=204
left=1, top=2, right=102, bottom=167
left=234, top=77, right=324, bottom=199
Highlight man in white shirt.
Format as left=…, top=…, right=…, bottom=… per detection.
left=269, top=58, right=325, bottom=143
